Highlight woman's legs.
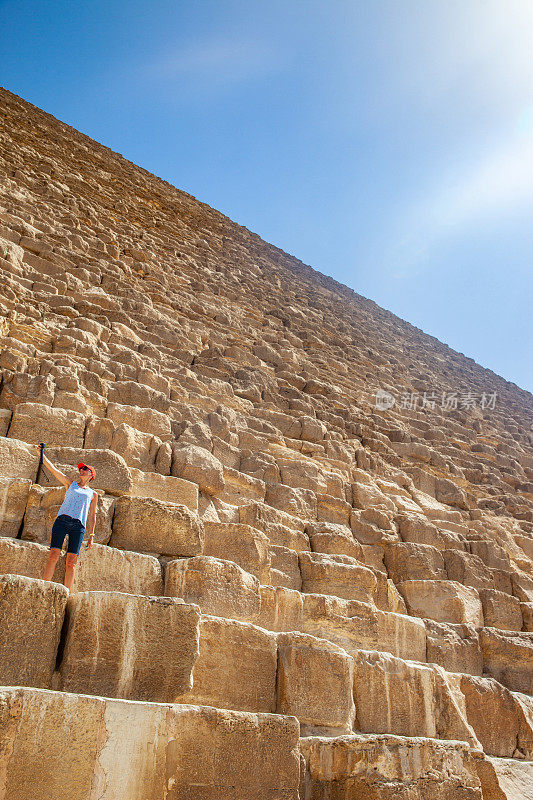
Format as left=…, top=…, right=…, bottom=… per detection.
left=64, top=553, right=78, bottom=591
left=43, top=547, right=61, bottom=581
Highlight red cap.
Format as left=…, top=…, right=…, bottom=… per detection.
left=78, top=462, right=96, bottom=481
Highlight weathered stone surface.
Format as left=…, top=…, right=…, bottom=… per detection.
left=40, top=447, right=133, bottom=496
left=478, top=588, right=523, bottom=631
left=203, top=520, right=271, bottom=582
left=110, top=494, right=204, bottom=556
left=300, top=734, right=483, bottom=799
left=106, top=401, right=172, bottom=439
left=425, top=619, right=482, bottom=675
left=0, top=573, right=67, bottom=688
left=8, top=401, right=86, bottom=448
left=0, top=686, right=301, bottom=800
left=60, top=591, right=200, bottom=701
left=475, top=755, right=533, bottom=800
left=299, top=551, right=377, bottom=604
left=306, top=521, right=363, bottom=559
left=177, top=615, right=278, bottom=712
left=257, top=585, right=304, bottom=631
left=129, top=465, right=199, bottom=510
left=270, top=544, right=302, bottom=589
left=276, top=631, right=355, bottom=734
left=0, top=436, right=38, bottom=482
left=0, top=536, right=162, bottom=595
left=0, top=476, right=31, bottom=536
left=479, top=628, right=533, bottom=694
left=164, top=555, right=261, bottom=621
left=399, top=580, right=484, bottom=626
left=171, top=444, right=225, bottom=495
left=240, top=500, right=310, bottom=550
left=384, top=541, right=447, bottom=582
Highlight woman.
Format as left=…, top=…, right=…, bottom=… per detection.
left=35, top=446, right=98, bottom=591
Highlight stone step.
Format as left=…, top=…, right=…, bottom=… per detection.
left=0, top=685, right=300, bottom=800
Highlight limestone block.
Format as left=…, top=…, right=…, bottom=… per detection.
left=165, top=555, right=261, bottom=622
left=399, top=580, right=484, bottom=626
left=110, top=495, right=204, bottom=556
left=511, top=571, right=533, bottom=602
left=0, top=537, right=162, bottom=595
left=265, top=483, right=317, bottom=521
left=129, top=465, right=198, bottom=510
left=300, top=734, right=483, bottom=800
left=0, top=476, right=32, bottom=536
left=8, top=402, right=86, bottom=448
left=22, top=484, right=113, bottom=545
left=352, top=649, right=437, bottom=737
left=0, top=573, right=67, bottom=688
left=350, top=507, right=398, bottom=544
left=469, top=539, right=510, bottom=571
left=425, top=619, right=482, bottom=675
left=316, top=492, right=352, bottom=525
left=351, top=479, right=396, bottom=511
left=443, top=549, right=493, bottom=589
left=42, top=447, right=132, bottom=496
left=478, top=588, right=523, bottom=631
left=299, top=551, right=377, bottom=604
left=302, top=594, right=427, bottom=662
left=171, top=443, right=225, bottom=495
left=480, top=628, right=533, bottom=694
left=219, top=465, right=266, bottom=504
left=105, top=401, right=171, bottom=440
left=0, top=686, right=301, bottom=800
left=460, top=674, right=533, bottom=759
left=269, top=544, right=302, bottom=590
left=109, top=421, right=162, bottom=472
left=383, top=542, right=447, bottom=582
left=0, top=409, right=11, bottom=437
left=107, top=379, right=170, bottom=413
left=475, top=755, right=533, bottom=800
left=398, top=513, right=466, bottom=551
left=202, top=521, right=271, bottom=582
left=306, top=521, right=363, bottom=559
left=522, top=602, right=533, bottom=631
left=60, top=590, right=200, bottom=701
left=0, top=435, right=38, bottom=481
left=240, top=500, right=310, bottom=550
left=276, top=631, right=355, bottom=734
left=177, top=615, right=277, bottom=712
left=257, top=585, right=304, bottom=632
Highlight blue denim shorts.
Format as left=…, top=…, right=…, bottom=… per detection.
left=50, top=514, right=86, bottom=555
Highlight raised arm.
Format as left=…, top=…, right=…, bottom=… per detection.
left=34, top=445, right=71, bottom=489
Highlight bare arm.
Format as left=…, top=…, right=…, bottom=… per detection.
left=34, top=445, right=71, bottom=488
left=84, top=492, right=98, bottom=550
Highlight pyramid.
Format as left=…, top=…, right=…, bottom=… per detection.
left=0, top=86, right=532, bottom=799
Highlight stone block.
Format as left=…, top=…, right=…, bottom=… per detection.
left=22, top=484, right=113, bottom=546
left=0, top=537, right=162, bottom=595
left=203, top=521, right=271, bottom=582
left=240, top=500, right=309, bottom=550
left=480, top=628, right=533, bottom=694
left=300, top=734, right=483, bottom=800
left=177, top=615, right=277, bottom=712
left=0, top=686, right=301, bottom=800
left=276, top=631, right=355, bottom=734
left=398, top=512, right=466, bottom=551
left=60, top=590, right=200, bottom=702
left=129, top=465, right=198, bottom=510
left=475, top=755, right=533, bottom=800
left=306, top=521, right=363, bottom=559
left=265, top=483, right=317, bottom=521
left=165, top=555, right=261, bottom=622
left=257, top=585, right=304, bottom=632
left=0, top=476, right=32, bottom=536
left=41, top=447, right=132, bottom=496
left=399, top=580, right=484, bottom=626
left=478, top=589, right=523, bottom=631
left=460, top=674, right=533, bottom=759
left=0, top=573, right=67, bottom=688
left=299, top=551, right=377, bottom=604
left=219, top=466, right=266, bottom=504
left=383, top=541, right=447, bottom=582
left=443, top=549, right=493, bottom=589
left=0, top=435, right=38, bottom=481
left=8, top=402, right=86, bottom=448
left=110, top=495, right=204, bottom=556
left=105, top=402, right=172, bottom=439
left=171, top=444, right=225, bottom=495
left=425, top=619, right=482, bottom=675
left=316, top=492, right=351, bottom=525
left=269, top=544, right=302, bottom=590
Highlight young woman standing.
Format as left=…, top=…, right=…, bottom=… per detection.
left=35, top=446, right=98, bottom=591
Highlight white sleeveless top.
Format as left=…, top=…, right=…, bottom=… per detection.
left=56, top=481, right=94, bottom=527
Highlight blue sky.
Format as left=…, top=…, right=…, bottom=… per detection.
left=1, top=0, right=532, bottom=393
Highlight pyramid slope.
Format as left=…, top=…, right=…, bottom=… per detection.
left=0, top=87, right=532, bottom=799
